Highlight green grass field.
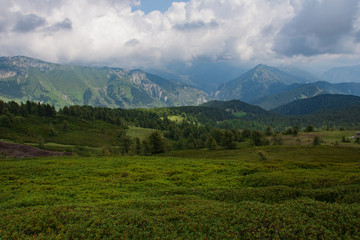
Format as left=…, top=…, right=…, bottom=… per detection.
left=1, top=145, right=360, bottom=239
left=126, top=126, right=156, bottom=140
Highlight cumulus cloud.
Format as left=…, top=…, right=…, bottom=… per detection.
left=274, top=0, right=360, bottom=56
left=0, top=0, right=360, bottom=69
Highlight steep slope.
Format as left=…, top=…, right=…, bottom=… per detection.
left=252, top=81, right=360, bottom=110
left=213, top=64, right=307, bottom=102
left=271, top=94, right=360, bottom=116
left=0, top=56, right=208, bottom=108
left=322, top=65, right=360, bottom=83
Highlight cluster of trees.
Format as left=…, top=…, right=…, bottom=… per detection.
left=1, top=100, right=359, bottom=156
left=0, top=100, right=56, bottom=117
left=103, top=130, right=167, bottom=156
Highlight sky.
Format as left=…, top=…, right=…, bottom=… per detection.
left=1, top=0, right=360, bottom=74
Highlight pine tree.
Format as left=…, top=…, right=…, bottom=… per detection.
left=265, top=126, right=273, bottom=136
left=223, top=130, right=236, bottom=149
left=149, top=131, right=166, bottom=154
left=313, top=136, right=321, bottom=146
left=206, top=136, right=218, bottom=150
left=135, top=138, right=142, bottom=155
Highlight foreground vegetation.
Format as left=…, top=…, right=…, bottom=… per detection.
left=1, top=100, right=360, bottom=238
left=1, top=146, right=360, bottom=239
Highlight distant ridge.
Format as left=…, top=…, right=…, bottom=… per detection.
left=252, top=81, right=360, bottom=110
left=201, top=99, right=269, bottom=115
left=271, top=94, right=360, bottom=116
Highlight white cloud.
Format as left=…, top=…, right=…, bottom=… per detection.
left=0, top=0, right=360, bottom=69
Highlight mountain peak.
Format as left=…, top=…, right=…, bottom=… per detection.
left=213, top=64, right=309, bottom=102
left=253, top=64, right=271, bottom=70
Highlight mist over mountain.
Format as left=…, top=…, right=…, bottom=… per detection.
left=278, top=64, right=320, bottom=83
left=322, top=65, right=360, bottom=83
left=145, top=61, right=247, bottom=93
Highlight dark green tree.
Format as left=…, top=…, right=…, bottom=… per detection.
left=265, top=126, right=273, bottom=136
left=241, top=128, right=251, bottom=138
left=37, top=135, right=45, bottom=149
left=305, top=125, right=315, bottom=132
left=186, top=133, right=197, bottom=149
left=293, top=126, right=299, bottom=136
left=135, top=138, right=142, bottom=155
left=313, top=136, right=321, bottom=146
left=222, top=130, right=236, bottom=149
left=272, top=133, right=283, bottom=145
left=142, top=139, right=152, bottom=155
left=252, top=130, right=269, bottom=146
left=118, top=130, right=132, bottom=155
left=148, top=131, right=166, bottom=154
left=206, top=136, right=218, bottom=150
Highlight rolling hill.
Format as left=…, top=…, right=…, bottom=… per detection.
left=271, top=94, right=360, bottom=116
left=201, top=99, right=270, bottom=115
left=0, top=56, right=209, bottom=109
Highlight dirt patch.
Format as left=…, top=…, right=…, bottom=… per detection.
left=0, top=141, right=71, bottom=158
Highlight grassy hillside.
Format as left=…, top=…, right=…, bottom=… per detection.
left=1, top=146, right=360, bottom=239
left=272, top=94, right=360, bottom=115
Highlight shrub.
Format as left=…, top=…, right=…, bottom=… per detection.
left=313, top=136, right=321, bottom=146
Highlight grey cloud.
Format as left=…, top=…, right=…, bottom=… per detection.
left=174, top=19, right=219, bottom=31
left=13, top=14, right=46, bottom=33
left=125, top=38, right=140, bottom=47
left=274, top=0, right=359, bottom=56
left=355, top=29, right=360, bottom=42
left=0, top=21, right=6, bottom=33
left=46, top=18, right=72, bottom=32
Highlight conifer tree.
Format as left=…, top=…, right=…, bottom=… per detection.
left=149, top=131, right=166, bottom=154
left=206, top=136, right=218, bottom=150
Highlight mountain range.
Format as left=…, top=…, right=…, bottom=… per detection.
left=1, top=55, right=360, bottom=110
left=0, top=56, right=208, bottom=109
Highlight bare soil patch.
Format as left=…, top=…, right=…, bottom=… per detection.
left=0, top=141, right=71, bottom=158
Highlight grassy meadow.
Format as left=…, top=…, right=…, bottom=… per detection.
left=1, top=145, right=360, bottom=239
